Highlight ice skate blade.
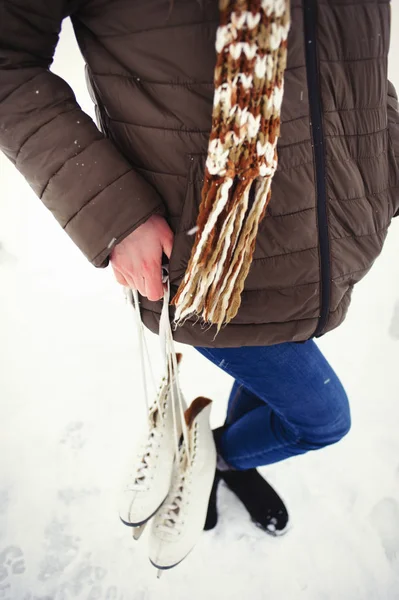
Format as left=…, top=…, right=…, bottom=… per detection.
left=119, top=494, right=169, bottom=530
left=132, top=523, right=147, bottom=540
left=150, top=549, right=191, bottom=577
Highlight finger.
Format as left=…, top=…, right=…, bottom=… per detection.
left=143, top=264, right=163, bottom=302
left=131, top=273, right=146, bottom=297
left=162, top=229, right=174, bottom=260
left=124, top=273, right=137, bottom=290
left=112, top=265, right=129, bottom=287
left=145, top=278, right=163, bottom=302
left=119, top=268, right=136, bottom=290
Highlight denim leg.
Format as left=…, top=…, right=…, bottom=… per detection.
left=195, top=341, right=351, bottom=470
left=225, top=381, right=265, bottom=426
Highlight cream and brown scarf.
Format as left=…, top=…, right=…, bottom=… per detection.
left=171, top=0, right=290, bottom=332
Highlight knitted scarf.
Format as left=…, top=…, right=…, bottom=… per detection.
left=171, top=0, right=290, bottom=332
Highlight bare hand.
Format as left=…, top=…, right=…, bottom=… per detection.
left=110, top=214, right=174, bottom=301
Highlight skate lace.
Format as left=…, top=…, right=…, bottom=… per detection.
left=156, top=433, right=196, bottom=536
left=126, top=380, right=170, bottom=492
left=156, top=468, right=189, bottom=535
left=125, top=272, right=191, bottom=500
left=127, top=428, right=162, bottom=492
left=125, top=280, right=190, bottom=463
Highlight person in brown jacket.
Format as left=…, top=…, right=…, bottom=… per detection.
left=1, top=0, right=398, bottom=535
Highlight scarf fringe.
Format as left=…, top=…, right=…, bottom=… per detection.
left=171, top=0, right=290, bottom=332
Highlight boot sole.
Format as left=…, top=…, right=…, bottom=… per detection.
left=253, top=517, right=291, bottom=537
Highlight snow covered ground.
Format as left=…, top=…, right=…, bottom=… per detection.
left=1, top=14, right=399, bottom=600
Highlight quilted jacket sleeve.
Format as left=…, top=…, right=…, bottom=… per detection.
left=388, top=80, right=399, bottom=217
left=0, top=0, right=165, bottom=266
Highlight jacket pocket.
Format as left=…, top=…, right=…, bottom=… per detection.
left=169, top=154, right=206, bottom=285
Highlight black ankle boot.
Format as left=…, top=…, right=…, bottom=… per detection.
left=206, top=428, right=289, bottom=535
left=203, top=427, right=227, bottom=531
left=204, top=470, right=222, bottom=531
left=220, top=468, right=289, bottom=535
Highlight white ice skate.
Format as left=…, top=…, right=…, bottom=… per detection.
left=119, top=282, right=187, bottom=539
left=119, top=353, right=187, bottom=538
left=149, top=397, right=216, bottom=574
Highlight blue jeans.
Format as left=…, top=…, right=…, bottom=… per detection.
left=195, top=341, right=351, bottom=470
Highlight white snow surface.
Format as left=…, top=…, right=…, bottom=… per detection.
left=1, top=16, right=399, bottom=600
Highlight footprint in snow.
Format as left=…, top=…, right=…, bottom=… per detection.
left=38, top=518, right=81, bottom=581
left=57, top=487, right=100, bottom=506
left=56, top=559, right=120, bottom=600
left=369, top=497, right=399, bottom=566
left=22, top=596, right=53, bottom=600
left=60, top=421, right=86, bottom=450
left=0, top=545, right=26, bottom=600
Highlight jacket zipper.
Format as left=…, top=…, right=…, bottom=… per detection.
left=303, top=0, right=331, bottom=337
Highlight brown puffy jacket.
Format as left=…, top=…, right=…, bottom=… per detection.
left=1, top=0, right=398, bottom=347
